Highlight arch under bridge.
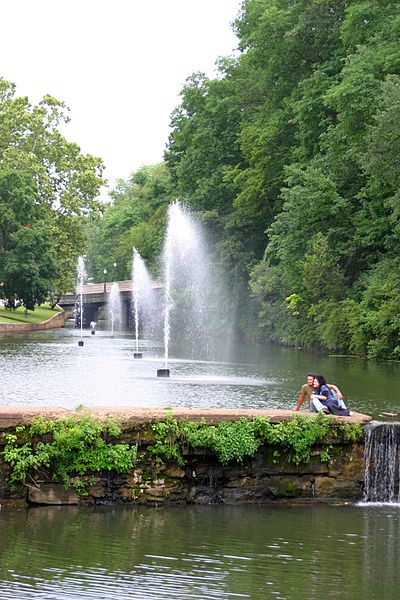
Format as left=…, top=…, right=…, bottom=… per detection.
left=58, top=280, right=162, bottom=327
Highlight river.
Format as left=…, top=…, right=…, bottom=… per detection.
left=0, top=504, right=399, bottom=600
left=0, top=326, right=399, bottom=599
left=0, top=325, right=399, bottom=417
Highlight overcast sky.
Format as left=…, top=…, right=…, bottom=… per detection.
left=1, top=0, right=241, bottom=197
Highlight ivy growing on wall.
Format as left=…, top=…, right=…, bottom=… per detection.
left=2, top=413, right=364, bottom=491
left=148, top=413, right=363, bottom=467
left=3, top=415, right=137, bottom=493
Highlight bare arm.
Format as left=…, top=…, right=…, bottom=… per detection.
left=294, top=391, right=305, bottom=411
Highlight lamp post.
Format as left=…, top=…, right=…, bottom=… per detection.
left=103, top=268, right=107, bottom=293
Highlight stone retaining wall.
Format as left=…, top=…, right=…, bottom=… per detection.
left=0, top=408, right=371, bottom=508
left=0, top=310, right=65, bottom=334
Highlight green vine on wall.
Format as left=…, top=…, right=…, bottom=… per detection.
left=3, top=414, right=364, bottom=491
left=3, top=415, right=137, bottom=492
left=148, top=413, right=357, bottom=467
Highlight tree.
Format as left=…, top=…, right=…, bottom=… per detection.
left=85, top=164, right=171, bottom=281
left=0, top=166, right=58, bottom=309
left=0, top=78, right=106, bottom=297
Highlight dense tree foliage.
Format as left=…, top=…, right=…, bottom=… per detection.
left=0, top=166, right=58, bottom=309
left=88, top=0, right=400, bottom=359
left=85, top=163, right=172, bottom=281
left=163, top=0, right=400, bottom=359
left=0, top=78, right=105, bottom=308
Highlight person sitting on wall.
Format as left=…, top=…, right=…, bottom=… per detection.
left=294, top=374, right=345, bottom=411
left=310, top=375, right=351, bottom=416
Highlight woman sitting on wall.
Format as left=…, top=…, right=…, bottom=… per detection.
left=310, top=375, right=351, bottom=416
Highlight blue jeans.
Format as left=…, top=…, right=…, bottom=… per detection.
left=330, top=391, right=348, bottom=409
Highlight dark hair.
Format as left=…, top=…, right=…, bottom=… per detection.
left=307, top=373, right=316, bottom=378
left=316, top=374, right=327, bottom=387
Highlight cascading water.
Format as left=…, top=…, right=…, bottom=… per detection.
left=108, top=282, right=122, bottom=335
left=132, top=248, right=156, bottom=358
left=76, top=255, right=86, bottom=346
left=362, top=421, right=400, bottom=503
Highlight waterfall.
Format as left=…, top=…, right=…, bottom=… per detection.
left=363, top=421, right=400, bottom=503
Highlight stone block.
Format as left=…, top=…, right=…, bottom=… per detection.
left=28, top=483, right=79, bottom=505
left=266, top=475, right=312, bottom=498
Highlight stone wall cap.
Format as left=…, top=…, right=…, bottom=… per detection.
left=0, top=406, right=372, bottom=429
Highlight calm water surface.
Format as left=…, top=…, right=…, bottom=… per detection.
left=0, top=325, right=399, bottom=417
left=0, top=504, right=399, bottom=600
left=1, top=327, right=400, bottom=598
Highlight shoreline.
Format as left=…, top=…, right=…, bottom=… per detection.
left=0, top=309, right=65, bottom=335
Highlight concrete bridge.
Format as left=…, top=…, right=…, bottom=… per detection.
left=58, top=280, right=162, bottom=326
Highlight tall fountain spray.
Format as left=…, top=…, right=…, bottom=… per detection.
left=132, top=248, right=156, bottom=359
left=158, top=201, right=212, bottom=377
left=108, top=282, right=122, bottom=335
left=159, top=227, right=173, bottom=375
left=76, top=255, right=86, bottom=347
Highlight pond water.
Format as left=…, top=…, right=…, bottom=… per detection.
left=0, top=504, right=399, bottom=600
left=0, top=324, right=399, bottom=418
left=1, top=325, right=400, bottom=599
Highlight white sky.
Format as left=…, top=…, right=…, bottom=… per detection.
left=0, top=0, right=241, bottom=197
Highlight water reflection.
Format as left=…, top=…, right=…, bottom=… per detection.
left=0, top=505, right=399, bottom=599
left=0, top=326, right=399, bottom=416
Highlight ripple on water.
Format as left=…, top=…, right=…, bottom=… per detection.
left=1, top=505, right=400, bottom=599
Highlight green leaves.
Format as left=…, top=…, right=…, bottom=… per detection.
left=85, top=163, right=171, bottom=280
left=147, top=415, right=337, bottom=467
left=183, top=418, right=264, bottom=465
left=0, top=166, right=59, bottom=309
left=0, top=78, right=107, bottom=304
left=3, top=415, right=137, bottom=489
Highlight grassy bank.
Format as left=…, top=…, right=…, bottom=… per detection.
left=0, top=304, right=62, bottom=324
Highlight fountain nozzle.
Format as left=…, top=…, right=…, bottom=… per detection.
left=157, top=368, right=170, bottom=378
left=134, top=352, right=143, bottom=359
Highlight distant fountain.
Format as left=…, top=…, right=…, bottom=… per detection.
left=362, top=421, right=400, bottom=503
left=108, top=282, right=122, bottom=335
left=157, top=201, right=227, bottom=377
left=76, top=255, right=86, bottom=347
left=132, top=248, right=156, bottom=358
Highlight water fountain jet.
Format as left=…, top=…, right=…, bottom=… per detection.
left=157, top=200, right=219, bottom=376
left=132, top=248, right=157, bottom=359
left=76, top=255, right=86, bottom=346
left=108, top=282, right=122, bottom=335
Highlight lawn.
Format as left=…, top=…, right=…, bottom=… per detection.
left=0, top=304, right=62, bottom=324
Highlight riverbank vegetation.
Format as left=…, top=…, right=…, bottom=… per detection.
left=3, top=415, right=137, bottom=494
left=148, top=414, right=363, bottom=467
left=2, top=414, right=363, bottom=495
left=85, top=0, right=400, bottom=361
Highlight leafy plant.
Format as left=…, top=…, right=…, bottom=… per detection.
left=3, top=415, right=137, bottom=489
left=338, top=422, right=364, bottom=443
left=182, top=418, right=265, bottom=465
left=148, top=414, right=341, bottom=467
left=320, top=445, right=333, bottom=463
left=147, top=415, right=184, bottom=466
left=264, top=413, right=332, bottom=465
